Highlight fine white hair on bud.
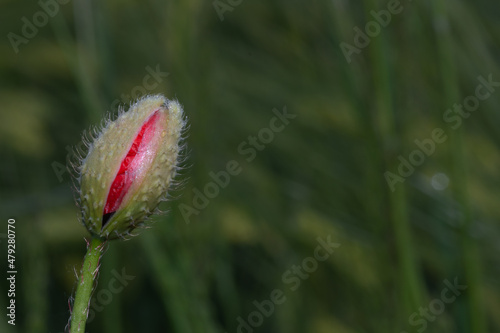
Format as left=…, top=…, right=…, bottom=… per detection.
left=76, top=95, right=186, bottom=240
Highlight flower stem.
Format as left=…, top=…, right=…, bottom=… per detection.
left=70, top=237, right=106, bottom=333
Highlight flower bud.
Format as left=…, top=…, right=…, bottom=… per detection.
left=77, top=95, right=185, bottom=239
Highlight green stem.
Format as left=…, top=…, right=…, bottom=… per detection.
left=70, top=237, right=106, bottom=333
left=431, top=2, right=486, bottom=332
left=363, top=0, right=424, bottom=315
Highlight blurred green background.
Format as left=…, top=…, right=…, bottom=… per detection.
left=1, top=0, right=500, bottom=332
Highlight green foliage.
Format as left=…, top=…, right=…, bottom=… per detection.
left=0, top=0, right=499, bottom=332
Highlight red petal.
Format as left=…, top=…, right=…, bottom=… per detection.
left=103, top=110, right=161, bottom=216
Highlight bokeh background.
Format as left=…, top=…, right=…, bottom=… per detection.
left=1, top=0, right=500, bottom=332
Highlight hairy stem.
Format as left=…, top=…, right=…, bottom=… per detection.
left=70, top=237, right=106, bottom=333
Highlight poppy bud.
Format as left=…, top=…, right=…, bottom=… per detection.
left=77, top=95, right=185, bottom=239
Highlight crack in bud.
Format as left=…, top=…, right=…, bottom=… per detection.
left=102, top=110, right=161, bottom=227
